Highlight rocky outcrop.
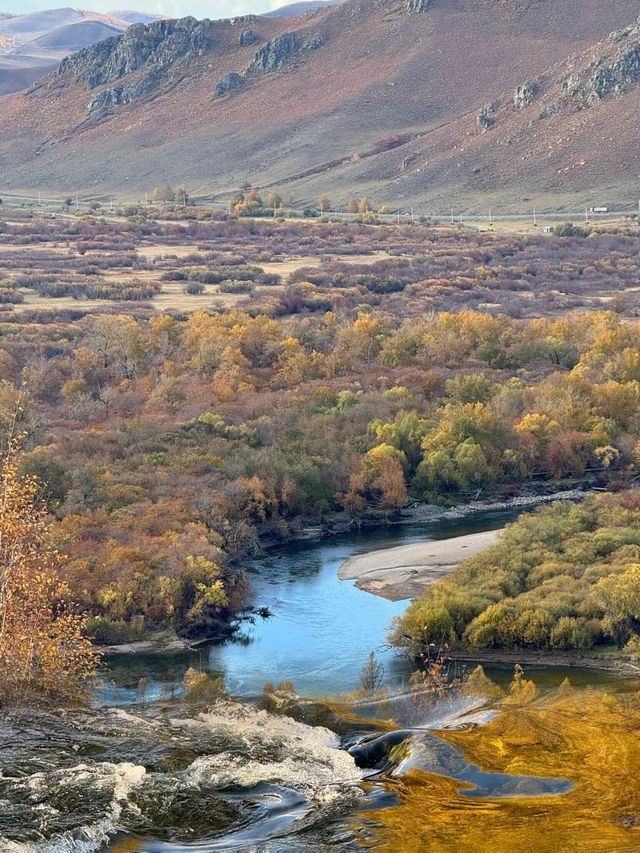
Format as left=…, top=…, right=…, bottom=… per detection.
left=248, top=32, right=300, bottom=74
left=215, top=28, right=324, bottom=99
left=56, top=16, right=212, bottom=89
left=239, top=29, right=257, bottom=46
left=247, top=31, right=323, bottom=75
left=513, top=80, right=539, bottom=109
left=406, top=0, right=433, bottom=11
left=478, top=100, right=499, bottom=130
left=564, top=18, right=640, bottom=105
left=215, top=71, right=245, bottom=97
left=538, top=99, right=562, bottom=120
left=87, top=74, right=159, bottom=117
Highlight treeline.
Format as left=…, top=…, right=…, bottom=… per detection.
left=13, top=274, right=160, bottom=301
left=393, top=493, right=640, bottom=655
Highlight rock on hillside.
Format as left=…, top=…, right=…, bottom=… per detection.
left=56, top=16, right=212, bottom=88
left=0, top=7, right=164, bottom=95
left=476, top=16, right=640, bottom=130
left=565, top=16, right=640, bottom=104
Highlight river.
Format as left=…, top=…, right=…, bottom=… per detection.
left=104, top=511, right=519, bottom=703
left=2, top=510, right=639, bottom=851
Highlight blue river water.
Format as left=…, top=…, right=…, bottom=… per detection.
left=103, top=511, right=520, bottom=702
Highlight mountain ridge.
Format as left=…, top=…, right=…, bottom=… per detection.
left=1, top=0, right=639, bottom=208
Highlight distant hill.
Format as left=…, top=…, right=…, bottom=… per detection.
left=0, top=7, right=87, bottom=35
left=17, top=20, right=121, bottom=52
left=0, top=7, right=162, bottom=94
left=0, top=53, right=54, bottom=95
left=1, top=0, right=640, bottom=210
left=266, top=1, right=343, bottom=17
left=110, top=10, right=168, bottom=25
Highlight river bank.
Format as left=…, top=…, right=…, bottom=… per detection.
left=337, top=487, right=589, bottom=602
left=280, top=485, right=587, bottom=545
left=399, top=486, right=587, bottom=524
left=100, top=488, right=587, bottom=656
left=447, top=648, right=640, bottom=677
left=99, top=636, right=197, bottom=655
left=339, top=528, right=502, bottom=600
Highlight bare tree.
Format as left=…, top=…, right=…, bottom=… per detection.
left=359, top=651, right=384, bottom=695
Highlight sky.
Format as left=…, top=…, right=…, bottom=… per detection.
left=1, top=0, right=288, bottom=19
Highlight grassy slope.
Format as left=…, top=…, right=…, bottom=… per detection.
left=0, top=0, right=638, bottom=206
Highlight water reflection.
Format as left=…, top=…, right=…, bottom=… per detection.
left=207, top=514, right=520, bottom=697
left=361, top=680, right=640, bottom=852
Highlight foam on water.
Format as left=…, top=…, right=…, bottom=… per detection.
left=0, top=701, right=362, bottom=851
left=1, top=761, right=146, bottom=852
left=184, top=702, right=363, bottom=802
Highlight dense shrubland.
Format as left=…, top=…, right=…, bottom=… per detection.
left=393, top=493, right=640, bottom=655
left=0, top=213, right=638, bottom=316
left=1, top=306, right=640, bottom=641
left=13, top=273, right=160, bottom=301
left=0, top=211, right=639, bottom=643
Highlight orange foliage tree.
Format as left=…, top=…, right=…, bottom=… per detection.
left=0, top=441, right=98, bottom=704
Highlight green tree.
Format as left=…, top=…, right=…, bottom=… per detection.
left=594, top=564, right=640, bottom=647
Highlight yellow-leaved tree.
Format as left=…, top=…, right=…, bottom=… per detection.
left=0, top=440, right=98, bottom=704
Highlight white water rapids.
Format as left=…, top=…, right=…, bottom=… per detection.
left=0, top=701, right=364, bottom=851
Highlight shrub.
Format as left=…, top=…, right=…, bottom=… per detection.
left=219, top=280, right=255, bottom=294
left=0, top=444, right=98, bottom=704
left=183, top=667, right=227, bottom=703
left=184, top=281, right=206, bottom=295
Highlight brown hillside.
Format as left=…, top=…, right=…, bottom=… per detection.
left=0, top=0, right=639, bottom=209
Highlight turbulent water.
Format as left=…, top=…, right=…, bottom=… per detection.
left=2, top=516, right=640, bottom=850
left=3, top=673, right=640, bottom=850
left=0, top=700, right=364, bottom=850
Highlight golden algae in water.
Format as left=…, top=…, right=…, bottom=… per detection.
left=358, top=679, right=640, bottom=852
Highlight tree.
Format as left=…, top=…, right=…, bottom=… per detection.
left=318, top=194, right=331, bottom=214
left=151, top=185, right=176, bottom=202
left=445, top=374, right=496, bottom=405
left=359, top=650, right=384, bottom=695
left=0, top=441, right=98, bottom=703
left=358, top=196, right=373, bottom=214
left=234, top=190, right=264, bottom=216
left=267, top=191, right=283, bottom=210
left=84, top=314, right=143, bottom=380
left=370, top=412, right=431, bottom=473
left=371, top=456, right=408, bottom=509
left=347, top=198, right=359, bottom=214
left=594, top=564, right=640, bottom=647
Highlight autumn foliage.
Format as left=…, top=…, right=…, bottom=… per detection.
left=0, top=441, right=98, bottom=704
left=2, top=215, right=640, bottom=643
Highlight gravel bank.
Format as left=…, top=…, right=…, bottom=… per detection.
left=338, top=528, right=502, bottom=601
